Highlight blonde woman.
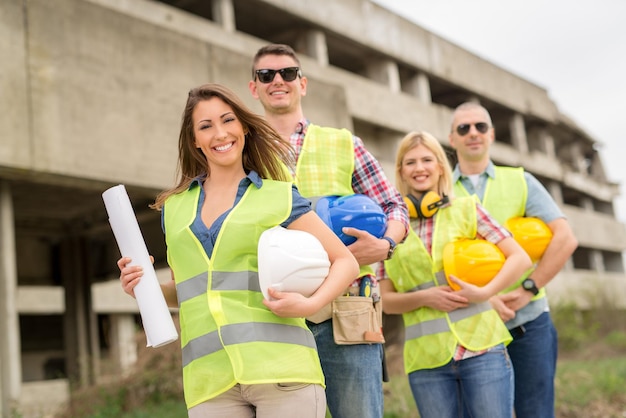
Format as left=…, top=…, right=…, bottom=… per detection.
left=378, top=131, right=531, bottom=418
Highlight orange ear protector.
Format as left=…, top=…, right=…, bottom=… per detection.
left=404, top=192, right=449, bottom=218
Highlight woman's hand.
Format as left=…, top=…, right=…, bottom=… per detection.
left=423, top=285, right=469, bottom=312
left=262, top=288, right=319, bottom=318
left=448, top=275, right=490, bottom=304
left=117, top=256, right=146, bottom=298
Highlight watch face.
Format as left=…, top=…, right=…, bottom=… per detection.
left=523, top=279, right=538, bottom=294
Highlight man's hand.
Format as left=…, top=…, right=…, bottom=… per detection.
left=489, top=294, right=517, bottom=322
left=499, top=286, right=533, bottom=313
left=342, top=227, right=389, bottom=265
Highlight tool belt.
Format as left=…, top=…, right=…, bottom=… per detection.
left=307, top=296, right=384, bottom=345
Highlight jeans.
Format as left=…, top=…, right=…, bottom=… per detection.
left=507, top=311, right=558, bottom=418
left=409, top=344, right=514, bottom=418
left=307, top=320, right=384, bottom=418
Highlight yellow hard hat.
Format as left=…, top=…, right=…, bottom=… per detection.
left=504, top=217, right=553, bottom=262
left=443, top=239, right=506, bottom=291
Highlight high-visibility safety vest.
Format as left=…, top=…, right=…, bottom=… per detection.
left=294, top=124, right=374, bottom=278
left=164, top=180, right=324, bottom=408
left=384, top=197, right=512, bottom=373
left=454, top=166, right=545, bottom=300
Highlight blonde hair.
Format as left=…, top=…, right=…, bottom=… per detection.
left=152, top=83, right=295, bottom=210
left=395, top=131, right=454, bottom=198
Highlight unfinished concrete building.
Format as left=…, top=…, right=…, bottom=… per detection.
left=1, top=0, right=625, bottom=416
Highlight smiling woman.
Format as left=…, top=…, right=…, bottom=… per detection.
left=378, top=130, right=532, bottom=418
left=116, top=83, right=360, bottom=417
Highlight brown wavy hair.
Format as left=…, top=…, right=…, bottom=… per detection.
left=152, top=83, right=295, bottom=209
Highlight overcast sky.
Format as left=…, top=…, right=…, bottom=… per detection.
left=373, top=0, right=626, bottom=221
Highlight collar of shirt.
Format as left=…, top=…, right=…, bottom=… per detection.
left=290, top=118, right=310, bottom=148
left=452, top=160, right=497, bottom=183
left=187, top=170, right=263, bottom=191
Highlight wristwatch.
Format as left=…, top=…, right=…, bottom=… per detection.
left=381, top=236, right=397, bottom=260
left=521, top=278, right=539, bottom=295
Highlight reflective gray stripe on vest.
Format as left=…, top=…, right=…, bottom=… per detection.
left=448, top=301, right=492, bottom=322
left=182, top=322, right=316, bottom=367
left=222, top=322, right=316, bottom=348
left=407, top=281, right=434, bottom=292
left=182, top=330, right=222, bottom=367
left=404, top=271, right=495, bottom=340
left=407, top=271, right=448, bottom=292
left=435, top=271, right=447, bottom=286
left=176, top=271, right=261, bottom=304
left=405, top=318, right=450, bottom=341
left=407, top=272, right=446, bottom=293
left=176, top=272, right=208, bottom=304
left=212, top=271, right=261, bottom=292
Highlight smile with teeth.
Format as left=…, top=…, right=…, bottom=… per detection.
left=213, top=142, right=234, bottom=152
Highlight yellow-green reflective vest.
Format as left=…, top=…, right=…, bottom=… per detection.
left=294, top=124, right=373, bottom=278
left=164, top=180, right=324, bottom=408
left=384, top=197, right=512, bottom=374
left=454, top=166, right=545, bottom=299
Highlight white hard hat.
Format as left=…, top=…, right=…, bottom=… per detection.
left=258, top=226, right=331, bottom=300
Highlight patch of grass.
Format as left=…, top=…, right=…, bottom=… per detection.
left=383, top=374, right=415, bottom=418
left=55, top=308, right=626, bottom=418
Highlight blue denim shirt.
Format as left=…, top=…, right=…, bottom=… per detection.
left=452, top=161, right=565, bottom=329
left=162, top=171, right=311, bottom=258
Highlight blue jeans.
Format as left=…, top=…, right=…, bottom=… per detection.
left=409, top=344, right=514, bottom=418
left=507, top=311, right=558, bottom=418
left=307, top=320, right=384, bottom=418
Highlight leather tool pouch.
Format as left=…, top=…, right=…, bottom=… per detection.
left=331, top=296, right=385, bottom=345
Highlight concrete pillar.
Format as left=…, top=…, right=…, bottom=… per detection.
left=591, top=250, right=605, bottom=272
left=548, top=181, right=564, bottom=205
left=365, top=59, right=400, bottom=93
left=61, top=235, right=92, bottom=388
left=304, top=30, right=328, bottom=67
left=538, top=128, right=556, bottom=159
left=509, top=113, right=529, bottom=154
left=581, top=196, right=594, bottom=212
left=588, top=150, right=607, bottom=179
left=569, top=142, right=588, bottom=174
left=404, top=72, right=431, bottom=105
left=109, top=315, right=138, bottom=377
left=212, top=0, right=235, bottom=32
left=0, top=181, right=21, bottom=417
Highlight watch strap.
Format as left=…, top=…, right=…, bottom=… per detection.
left=381, top=236, right=396, bottom=260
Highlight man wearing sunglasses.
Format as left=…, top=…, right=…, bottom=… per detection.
left=249, top=43, right=408, bottom=418
left=449, top=102, right=578, bottom=418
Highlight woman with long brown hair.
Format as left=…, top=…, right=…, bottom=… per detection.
left=118, top=83, right=358, bottom=417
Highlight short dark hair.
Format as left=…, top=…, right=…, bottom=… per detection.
left=252, top=44, right=301, bottom=78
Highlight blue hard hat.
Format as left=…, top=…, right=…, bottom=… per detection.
left=316, top=194, right=387, bottom=245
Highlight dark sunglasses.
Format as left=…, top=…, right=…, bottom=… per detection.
left=456, top=122, right=490, bottom=136
left=254, top=67, right=301, bottom=84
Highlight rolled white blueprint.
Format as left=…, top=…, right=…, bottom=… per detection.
left=102, top=184, right=178, bottom=348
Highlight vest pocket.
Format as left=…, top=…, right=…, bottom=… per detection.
left=331, top=296, right=385, bottom=345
